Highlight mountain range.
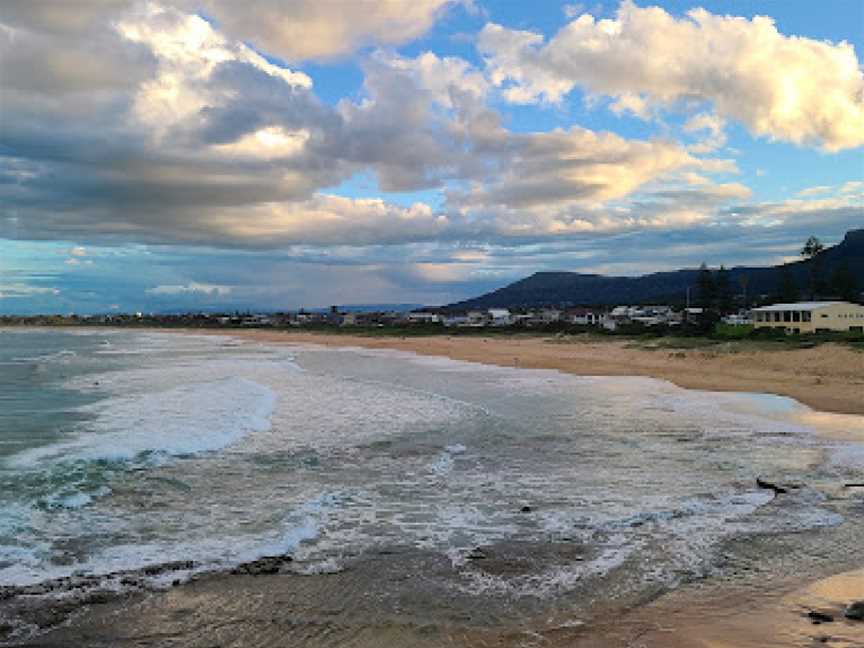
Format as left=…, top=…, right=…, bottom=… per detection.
left=444, top=229, right=864, bottom=310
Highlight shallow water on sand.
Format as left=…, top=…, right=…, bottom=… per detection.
left=2, top=329, right=863, bottom=642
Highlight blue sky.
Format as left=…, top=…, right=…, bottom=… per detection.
left=1, top=0, right=862, bottom=314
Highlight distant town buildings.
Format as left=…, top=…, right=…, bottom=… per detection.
left=4, top=299, right=862, bottom=337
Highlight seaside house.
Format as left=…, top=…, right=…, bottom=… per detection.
left=442, top=314, right=468, bottom=327
left=751, top=301, right=864, bottom=334
left=567, top=308, right=598, bottom=326
left=487, top=308, right=512, bottom=326
left=466, top=310, right=488, bottom=327
left=539, top=308, right=562, bottom=323
left=722, top=310, right=752, bottom=326
left=405, top=312, right=440, bottom=324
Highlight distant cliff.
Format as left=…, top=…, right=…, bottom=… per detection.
left=444, top=229, right=863, bottom=310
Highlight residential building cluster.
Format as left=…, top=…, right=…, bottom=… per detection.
left=3, top=301, right=863, bottom=336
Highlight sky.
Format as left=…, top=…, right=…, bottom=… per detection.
left=1, top=0, right=862, bottom=314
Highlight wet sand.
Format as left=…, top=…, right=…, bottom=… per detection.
left=206, top=330, right=864, bottom=416
left=10, top=549, right=863, bottom=648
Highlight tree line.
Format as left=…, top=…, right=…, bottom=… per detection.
left=695, top=236, right=860, bottom=312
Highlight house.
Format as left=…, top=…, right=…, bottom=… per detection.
left=487, top=308, right=512, bottom=326
left=568, top=308, right=600, bottom=326
left=751, top=301, right=864, bottom=334
left=722, top=310, right=752, bottom=326
left=442, top=314, right=468, bottom=327
left=466, top=310, right=487, bottom=327
left=538, top=308, right=562, bottom=323
left=406, top=311, right=440, bottom=324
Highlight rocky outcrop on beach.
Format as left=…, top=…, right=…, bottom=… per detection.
left=846, top=600, right=864, bottom=621
left=231, top=554, right=293, bottom=576
left=0, top=560, right=196, bottom=643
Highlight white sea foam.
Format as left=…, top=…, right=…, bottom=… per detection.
left=11, top=376, right=276, bottom=466
left=5, top=334, right=861, bottom=600
left=12, top=349, right=78, bottom=364
left=0, top=491, right=337, bottom=587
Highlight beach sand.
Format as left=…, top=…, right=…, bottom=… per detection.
left=207, top=330, right=864, bottom=417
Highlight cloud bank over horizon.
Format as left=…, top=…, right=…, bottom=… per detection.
left=1, top=0, right=861, bottom=312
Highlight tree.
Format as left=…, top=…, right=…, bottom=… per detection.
left=800, top=236, right=824, bottom=259
left=775, top=267, right=799, bottom=303
left=831, top=262, right=859, bottom=302
left=738, top=274, right=750, bottom=308
left=696, top=263, right=716, bottom=310
left=800, top=235, right=825, bottom=299
left=715, top=265, right=734, bottom=313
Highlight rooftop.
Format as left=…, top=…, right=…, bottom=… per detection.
left=751, top=301, right=852, bottom=312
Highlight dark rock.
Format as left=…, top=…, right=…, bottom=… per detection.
left=520, top=505, right=532, bottom=513
left=142, top=560, right=194, bottom=576
left=845, top=600, right=864, bottom=621
left=756, top=477, right=788, bottom=494
left=32, top=601, right=79, bottom=628
left=231, top=555, right=293, bottom=576
left=466, top=548, right=487, bottom=561
left=82, top=590, right=113, bottom=605
left=808, top=610, right=834, bottom=624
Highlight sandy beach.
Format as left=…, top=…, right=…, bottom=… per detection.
left=205, top=330, right=864, bottom=417
left=4, top=328, right=863, bottom=648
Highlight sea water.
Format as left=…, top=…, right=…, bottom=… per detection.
left=1, top=329, right=861, bottom=607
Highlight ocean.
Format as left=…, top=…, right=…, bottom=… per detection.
left=1, top=328, right=862, bottom=641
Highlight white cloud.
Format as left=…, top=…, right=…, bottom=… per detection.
left=797, top=185, right=833, bottom=197
left=683, top=112, right=727, bottom=153
left=146, top=282, right=232, bottom=296
left=796, top=181, right=864, bottom=198
left=0, top=284, right=59, bottom=299
left=189, top=0, right=455, bottom=61
left=116, top=3, right=312, bottom=140
left=479, top=1, right=864, bottom=150
left=454, top=125, right=715, bottom=209
left=0, top=0, right=858, bottom=260
left=199, top=194, right=449, bottom=246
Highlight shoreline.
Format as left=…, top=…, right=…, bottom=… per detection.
left=8, top=547, right=864, bottom=647
left=186, top=328, right=864, bottom=417
left=3, top=326, right=863, bottom=647
left=7, top=325, right=864, bottom=419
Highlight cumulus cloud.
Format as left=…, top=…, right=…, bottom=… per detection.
left=188, top=0, right=455, bottom=61
left=146, top=282, right=231, bottom=296
left=0, top=0, right=858, bottom=264
left=455, top=126, right=705, bottom=209
left=0, top=5, right=498, bottom=245
left=479, top=1, right=864, bottom=150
